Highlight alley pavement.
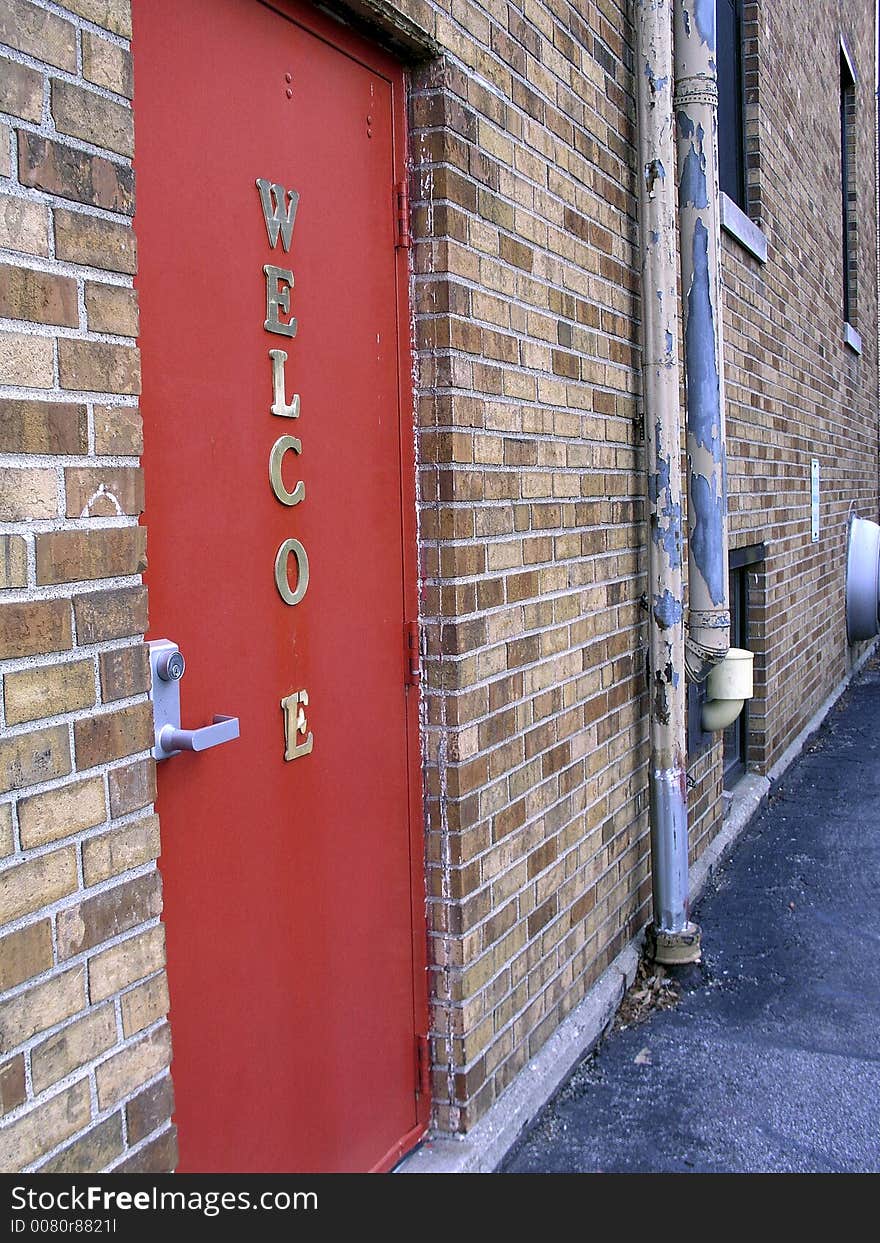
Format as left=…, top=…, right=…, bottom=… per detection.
left=504, top=659, right=880, bottom=1174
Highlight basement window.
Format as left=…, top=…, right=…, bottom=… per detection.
left=687, top=543, right=764, bottom=789
left=722, top=551, right=749, bottom=787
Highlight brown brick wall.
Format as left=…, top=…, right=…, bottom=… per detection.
left=1, top=0, right=876, bottom=1168
left=399, top=0, right=658, bottom=1131
left=376, top=0, right=878, bottom=1133
left=0, top=0, right=174, bottom=1173
left=723, top=0, right=878, bottom=778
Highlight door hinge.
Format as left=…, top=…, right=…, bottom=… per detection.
left=395, top=181, right=411, bottom=250
left=416, top=1034, right=431, bottom=1099
left=405, top=619, right=420, bottom=685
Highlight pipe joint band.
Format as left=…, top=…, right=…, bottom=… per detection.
left=673, top=75, right=718, bottom=102
left=673, top=98, right=718, bottom=117
left=688, top=610, right=731, bottom=630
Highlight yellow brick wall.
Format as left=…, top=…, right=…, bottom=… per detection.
left=381, top=0, right=878, bottom=1130
left=0, top=0, right=175, bottom=1173
left=400, top=0, right=667, bottom=1129
left=719, top=0, right=878, bottom=779
left=1, top=0, right=877, bottom=1168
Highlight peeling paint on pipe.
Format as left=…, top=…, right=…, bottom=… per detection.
left=679, top=126, right=709, bottom=208
left=690, top=472, right=726, bottom=603
left=654, top=589, right=684, bottom=629
left=692, top=0, right=716, bottom=49
left=674, top=0, right=731, bottom=682
left=635, top=0, right=692, bottom=945
left=685, top=223, right=721, bottom=458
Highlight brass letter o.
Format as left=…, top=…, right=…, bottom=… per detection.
left=274, top=538, right=309, bottom=606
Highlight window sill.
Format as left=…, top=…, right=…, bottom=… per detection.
left=844, top=322, right=862, bottom=355
left=720, top=192, right=768, bottom=264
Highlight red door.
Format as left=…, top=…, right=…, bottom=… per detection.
left=132, top=0, right=427, bottom=1172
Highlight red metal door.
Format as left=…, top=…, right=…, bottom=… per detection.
left=132, top=0, right=427, bottom=1172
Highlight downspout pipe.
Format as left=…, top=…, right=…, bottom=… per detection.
left=635, top=0, right=699, bottom=965
left=674, top=0, right=732, bottom=684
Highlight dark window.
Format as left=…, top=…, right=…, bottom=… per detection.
left=840, top=48, right=856, bottom=324
left=717, top=0, right=745, bottom=208
left=722, top=543, right=763, bottom=791
left=722, top=560, right=749, bottom=788
left=687, top=543, right=764, bottom=781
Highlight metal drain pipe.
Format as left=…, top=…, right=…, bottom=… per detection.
left=634, top=0, right=696, bottom=965
left=674, top=0, right=732, bottom=686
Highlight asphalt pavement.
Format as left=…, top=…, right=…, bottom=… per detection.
left=503, top=659, right=880, bottom=1174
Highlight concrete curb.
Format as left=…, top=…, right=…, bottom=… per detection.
left=691, top=771, right=770, bottom=902
left=399, top=643, right=877, bottom=1174
left=396, top=940, right=640, bottom=1174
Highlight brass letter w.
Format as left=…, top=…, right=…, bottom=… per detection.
left=256, top=178, right=300, bottom=252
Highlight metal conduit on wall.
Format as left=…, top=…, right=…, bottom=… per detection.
left=636, top=0, right=734, bottom=966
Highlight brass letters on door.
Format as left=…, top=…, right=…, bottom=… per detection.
left=259, top=177, right=313, bottom=760
left=259, top=177, right=309, bottom=608
left=263, top=265, right=297, bottom=337
left=269, top=348, right=300, bottom=419
left=273, top=538, right=309, bottom=606
left=256, top=178, right=299, bottom=250
left=269, top=431, right=305, bottom=506
left=281, top=689, right=314, bottom=761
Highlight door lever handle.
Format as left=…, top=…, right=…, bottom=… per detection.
left=148, top=639, right=241, bottom=761
left=157, top=715, right=240, bottom=759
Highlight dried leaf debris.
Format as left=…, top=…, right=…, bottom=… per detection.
left=613, top=957, right=682, bottom=1033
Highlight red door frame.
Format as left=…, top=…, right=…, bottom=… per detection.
left=135, top=0, right=430, bottom=1169
left=255, top=0, right=432, bottom=1167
